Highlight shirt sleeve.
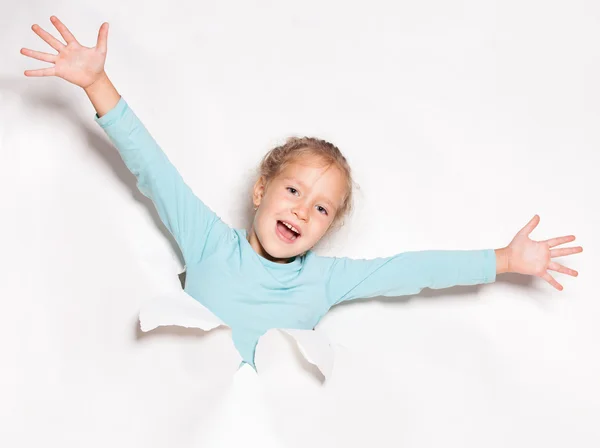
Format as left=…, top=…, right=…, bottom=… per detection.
left=94, top=96, right=228, bottom=266
left=325, top=249, right=497, bottom=307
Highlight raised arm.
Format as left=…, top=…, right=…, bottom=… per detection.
left=92, top=93, right=229, bottom=266
left=21, top=16, right=230, bottom=266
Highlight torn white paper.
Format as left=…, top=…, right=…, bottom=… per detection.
left=254, top=328, right=334, bottom=383
left=138, top=288, right=227, bottom=332
left=138, top=290, right=334, bottom=380
left=279, top=329, right=334, bottom=380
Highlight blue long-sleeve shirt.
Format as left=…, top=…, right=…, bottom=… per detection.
left=94, top=97, right=496, bottom=368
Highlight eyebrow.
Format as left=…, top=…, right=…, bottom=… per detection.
left=282, top=177, right=337, bottom=210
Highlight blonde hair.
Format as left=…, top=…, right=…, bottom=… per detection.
left=255, top=136, right=356, bottom=231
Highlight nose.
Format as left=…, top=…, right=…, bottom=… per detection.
left=292, top=203, right=309, bottom=222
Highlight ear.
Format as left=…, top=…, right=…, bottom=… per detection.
left=252, top=176, right=267, bottom=208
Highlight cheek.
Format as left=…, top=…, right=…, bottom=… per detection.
left=309, top=217, right=329, bottom=235
left=257, top=207, right=275, bottom=232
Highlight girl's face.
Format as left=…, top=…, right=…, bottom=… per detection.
left=248, top=155, right=347, bottom=263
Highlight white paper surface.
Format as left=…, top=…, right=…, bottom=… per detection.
left=191, top=363, right=285, bottom=447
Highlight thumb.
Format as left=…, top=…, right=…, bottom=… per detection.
left=519, top=214, right=540, bottom=236
left=96, top=22, right=109, bottom=53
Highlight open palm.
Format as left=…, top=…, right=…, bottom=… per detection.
left=21, top=16, right=109, bottom=89
left=507, top=215, right=583, bottom=291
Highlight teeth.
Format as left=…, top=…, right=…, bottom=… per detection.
left=282, top=221, right=300, bottom=235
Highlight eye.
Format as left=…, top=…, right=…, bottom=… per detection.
left=287, top=186, right=328, bottom=216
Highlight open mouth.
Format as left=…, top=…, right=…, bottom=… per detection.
left=276, top=220, right=301, bottom=242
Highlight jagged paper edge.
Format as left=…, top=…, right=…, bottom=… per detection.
left=138, top=289, right=228, bottom=332
left=138, top=291, right=334, bottom=380
left=279, top=328, right=334, bottom=380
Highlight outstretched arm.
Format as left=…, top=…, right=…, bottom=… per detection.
left=324, top=248, right=497, bottom=307
left=323, top=214, right=583, bottom=307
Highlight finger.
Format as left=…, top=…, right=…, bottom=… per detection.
left=31, top=24, right=66, bottom=52
left=542, top=272, right=563, bottom=291
left=548, top=261, right=578, bottom=277
left=50, top=16, right=78, bottom=45
left=20, top=47, right=57, bottom=63
left=545, top=235, right=576, bottom=248
left=519, top=214, right=540, bottom=236
left=96, top=22, right=109, bottom=53
left=24, top=67, right=56, bottom=77
left=550, top=246, right=583, bottom=258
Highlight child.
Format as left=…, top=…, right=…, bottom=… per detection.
left=21, top=16, right=583, bottom=370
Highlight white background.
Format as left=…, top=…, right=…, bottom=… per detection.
left=1, top=0, right=598, bottom=447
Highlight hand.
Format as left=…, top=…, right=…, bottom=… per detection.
left=506, top=214, right=583, bottom=291
left=21, top=16, right=109, bottom=89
